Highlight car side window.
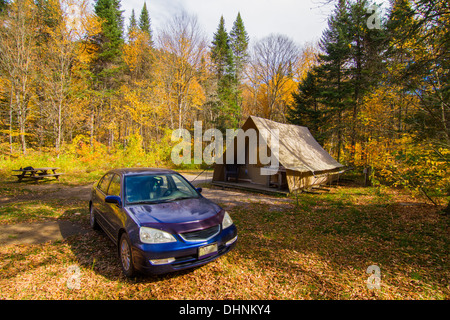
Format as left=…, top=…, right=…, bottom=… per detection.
left=98, top=173, right=113, bottom=194
left=108, top=174, right=121, bottom=196
left=171, top=175, right=195, bottom=195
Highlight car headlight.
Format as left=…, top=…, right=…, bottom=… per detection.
left=139, top=227, right=177, bottom=244
left=222, top=211, right=234, bottom=229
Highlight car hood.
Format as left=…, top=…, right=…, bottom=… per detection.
left=126, top=197, right=224, bottom=234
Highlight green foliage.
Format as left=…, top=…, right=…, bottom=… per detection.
left=0, top=0, right=447, bottom=209
left=287, top=0, right=449, bottom=206
left=93, top=0, right=124, bottom=85
left=288, top=70, right=325, bottom=144
left=94, top=0, right=123, bottom=58
left=0, top=130, right=181, bottom=185
left=295, top=0, right=353, bottom=162
left=210, top=16, right=240, bottom=131
left=0, top=0, right=7, bottom=12
left=210, top=16, right=233, bottom=79
left=391, top=0, right=449, bottom=147
left=127, top=9, right=137, bottom=36
left=369, top=135, right=450, bottom=205
left=230, top=12, right=249, bottom=82
left=138, top=2, right=151, bottom=38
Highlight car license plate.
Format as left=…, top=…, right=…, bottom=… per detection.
left=198, top=243, right=218, bottom=258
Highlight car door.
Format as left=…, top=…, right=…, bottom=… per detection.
left=93, top=173, right=114, bottom=236
left=104, top=174, right=124, bottom=241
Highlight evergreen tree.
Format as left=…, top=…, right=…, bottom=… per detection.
left=229, top=12, right=249, bottom=119
left=125, top=5, right=153, bottom=79
left=0, top=0, right=8, bottom=13
left=93, top=0, right=124, bottom=85
left=34, top=0, right=62, bottom=45
left=128, top=8, right=137, bottom=37
left=318, top=0, right=352, bottom=103
left=210, top=16, right=233, bottom=80
left=139, top=2, right=151, bottom=35
left=94, top=0, right=124, bottom=60
left=112, top=0, right=124, bottom=38
left=210, top=16, right=239, bottom=130
left=309, top=0, right=353, bottom=161
left=288, top=70, right=325, bottom=144
left=229, top=12, right=249, bottom=83
left=346, top=0, right=386, bottom=159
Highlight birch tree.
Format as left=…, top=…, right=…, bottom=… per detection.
left=247, top=34, right=299, bottom=121
left=0, top=0, right=37, bottom=154
left=157, top=12, right=207, bottom=130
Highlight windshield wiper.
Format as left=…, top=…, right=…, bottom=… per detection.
left=128, top=200, right=171, bottom=205
left=169, top=196, right=197, bottom=201
left=129, top=196, right=197, bottom=205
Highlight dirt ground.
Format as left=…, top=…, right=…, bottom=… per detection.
left=0, top=173, right=293, bottom=245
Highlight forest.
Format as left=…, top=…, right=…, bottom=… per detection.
left=0, top=0, right=448, bottom=207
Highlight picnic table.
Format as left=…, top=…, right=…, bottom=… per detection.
left=12, top=167, right=63, bottom=182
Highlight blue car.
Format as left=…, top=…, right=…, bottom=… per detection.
left=89, top=168, right=238, bottom=277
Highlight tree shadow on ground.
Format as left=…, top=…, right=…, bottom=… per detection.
left=63, top=220, right=199, bottom=284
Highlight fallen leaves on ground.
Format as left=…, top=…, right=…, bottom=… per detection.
left=0, top=185, right=448, bottom=299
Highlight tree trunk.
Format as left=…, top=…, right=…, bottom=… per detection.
left=18, top=115, right=27, bottom=155
left=9, top=85, right=13, bottom=154
left=56, top=101, right=62, bottom=155
left=90, top=107, right=94, bottom=148
left=16, top=91, right=27, bottom=155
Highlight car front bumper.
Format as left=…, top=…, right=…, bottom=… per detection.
left=131, top=225, right=238, bottom=275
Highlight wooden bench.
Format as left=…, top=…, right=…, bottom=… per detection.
left=29, top=173, right=63, bottom=181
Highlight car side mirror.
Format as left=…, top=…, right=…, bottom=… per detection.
left=105, top=195, right=122, bottom=206
left=196, top=187, right=202, bottom=194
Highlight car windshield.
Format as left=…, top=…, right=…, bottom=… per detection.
left=124, top=173, right=199, bottom=205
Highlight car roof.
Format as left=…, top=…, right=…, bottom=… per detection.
left=108, top=168, right=178, bottom=176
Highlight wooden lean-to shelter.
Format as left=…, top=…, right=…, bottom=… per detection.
left=212, top=116, right=345, bottom=194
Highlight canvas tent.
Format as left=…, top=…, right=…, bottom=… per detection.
left=212, top=116, right=345, bottom=193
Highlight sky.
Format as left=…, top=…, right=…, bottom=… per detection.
left=119, top=0, right=336, bottom=47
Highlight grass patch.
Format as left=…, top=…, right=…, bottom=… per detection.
left=0, top=198, right=89, bottom=225
left=0, top=201, right=60, bottom=224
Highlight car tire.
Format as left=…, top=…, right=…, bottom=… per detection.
left=89, top=204, right=100, bottom=230
left=119, top=233, right=137, bottom=278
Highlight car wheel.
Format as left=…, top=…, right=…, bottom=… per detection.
left=89, top=204, right=100, bottom=230
left=119, top=233, right=137, bottom=278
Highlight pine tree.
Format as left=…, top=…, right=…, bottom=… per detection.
left=124, top=5, right=153, bottom=79
left=314, top=0, right=353, bottom=161
left=210, top=16, right=239, bottom=130
left=210, top=16, right=233, bottom=80
left=0, top=0, right=8, bottom=12
left=229, top=12, right=249, bottom=83
left=94, top=0, right=123, bottom=60
left=345, top=0, right=386, bottom=160
left=229, top=12, right=249, bottom=119
left=138, top=2, right=152, bottom=40
left=288, top=70, right=325, bottom=144
left=93, top=0, right=124, bottom=85
left=128, top=8, right=137, bottom=37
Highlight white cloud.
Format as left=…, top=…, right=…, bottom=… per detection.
left=120, top=0, right=334, bottom=46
